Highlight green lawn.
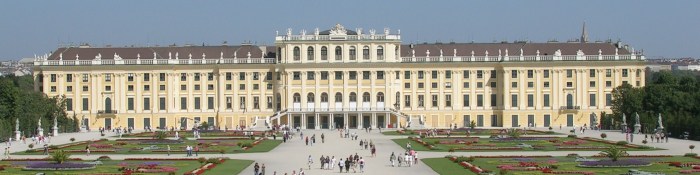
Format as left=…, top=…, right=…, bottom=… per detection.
left=426, top=156, right=699, bottom=175
left=422, top=158, right=473, bottom=175
left=0, top=160, right=221, bottom=174
left=204, top=159, right=254, bottom=175
left=15, top=139, right=282, bottom=155
left=392, top=137, right=657, bottom=152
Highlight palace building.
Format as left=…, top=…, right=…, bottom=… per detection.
left=33, top=24, right=646, bottom=130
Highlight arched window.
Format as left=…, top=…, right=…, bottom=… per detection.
left=293, top=47, right=300, bottom=61
left=362, top=46, right=370, bottom=60
left=293, top=93, right=301, bottom=103
left=566, top=94, right=573, bottom=107
left=307, top=93, right=315, bottom=103
left=321, top=46, right=328, bottom=60
left=377, top=46, right=384, bottom=60
left=321, top=93, right=329, bottom=102
left=363, top=92, right=371, bottom=102
left=335, top=92, right=343, bottom=102
left=105, top=97, right=112, bottom=113
left=334, top=46, right=342, bottom=60
left=349, top=92, right=357, bottom=102
left=349, top=46, right=357, bottom=60
left=377, top=92, right=385, bottom=102
left=307, top=46, right=314, bottom=61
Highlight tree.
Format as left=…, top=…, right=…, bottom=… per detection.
left=154, top=131, right=168, bottom=140
left=600, top=146, right=628, bottom=162
left=469, top=120, right=476, bottom=130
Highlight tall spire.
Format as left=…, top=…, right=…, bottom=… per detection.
left=580, top=22, right=589, bottom=43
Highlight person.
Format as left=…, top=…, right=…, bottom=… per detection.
left=390, top=152, right=396, bottom=167
left=86, top=145, right=90, bottom=156
left=397, top=153, right=403, bottom=167
left=307, top=155, right=313, bottom=170
left=338, top=158, right=344, bottom=173
left=345, top=158, right=350, bottom=172
left=305, top=136, right=309, bottom=146
left=319, top=155, right=325, bottom=169
left=299, top=168, right=304, bottom=175
left=359, top=139, right=363, bottom=148
left=321, top=133, right=325, bottom=143
left=330, top=156, right=335, bottom=169
left=359, top=157, right=365, bottom=173
left=4, top=147, right=10, bottom=159
left=43, top=144, right=49, bottom=155
left=371, top=146, right=376, bottom=157
left=254, top=163, right=260, bottom=175
left=167, top=145, right=171, bottom=156
left=194, top=145, right=200, bottom=156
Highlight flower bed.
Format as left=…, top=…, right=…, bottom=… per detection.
left=184, top=158, right=225, bottom=175
left=3, top=158, right=83, bottom=161
left=492, top=137, right=559, bottom=142
left=124, top=158, right=198, bottom=161
left=577, top=159, right=652, bottom=167
left=23, top=162, right=96, bottom=171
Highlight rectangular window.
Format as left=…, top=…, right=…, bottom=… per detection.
left=226, top=84, right=232, bottom=90
left=82, top=98, right=88, bottom=111
left=66, top=86, right=72, bottom=92
left=127, top=98, right=134, bottom=111
left=180, top=97, right=187, bottom=110
left=267, top=84, right=273, bottom=90
left=463, top=70, right=470, bottom=78
left=589, top=94, right=596, bottom=107
left=418, top=71, right=424, bottom=79
left=511, top=94, right=518, bottom=107
left=82, top=74, right=89, bottom=82
left=335, top=71, right=343, bottom=80
left=490, top=82, right=496, bottom=88
left=159, top=73, right=166, bottom=81
left=253, top=96, right=260, bottom=109
left=490, top=70, right=497, bottom=78
left=194, top=97, right=201, bottom=110
left=253, top=84, right=259, bottom=90
left=567, top=82, right=573, bottom=87
left=527, top=82, right=534, bottom=88
left=180, top=85, right=187, bottom=91
left=404, top=71, right=411, bottom=79
left=477, top=70, right=483, bottom=78
left=418, top=95, right=424, bottom=107
left=566, top=69, right=573, bottom=78
left=511, top=82, right=517, bottom=88
left=159, top=97, right=166, bottom=110
left=144, top=85, right=150, bottom=91
left=418, top=83, right=424, bottom=88
left=143, top=73, right=150, bottom=81
left=402, top=95, right=410, bottom=107
left=477, top=82, right=483, bottom=88
left=159, top=85, right=165, bottom=91
left=127, top=74, right=134, bottom=81
left=239, top=73, right=246, bottom=80
left=543, top=94, right=550, bottom=107
left=66, top=98, right=73, bottom=111
left=349, top=71, right=357, bottom=80
left=590, top=81, right=596, bottom=87
left=362, top=71, right=370, bottom=80
left=622, top=69, right=628, bottom=77
left=445, top=70, right=452, bottom=79
left=377, top=71, right=384, bottom=79
left=239, top=84, right=245, bottom=90
left=252, top=72, right=259, bottom=80
left=606, top=93, right=612, bottom=106
left=606, top=69, right=612, bottom=77
left=431, top=94, right=438, bottom=107
left=527, top=70, right=533, bottom=78
left=266, top=72, right=273, bottom=80
left=544, top=82, right=550, bottom=88
left=207, top=97, right=214, bottom=110
left=511, top=70, right=518, bottom=78
left=463, top=82, right=469, bottom=88
left=463, top=94, right=469, bottom=107
left=527, top=94, right=534, bottom=107
left=226, top=97, right=232, bottom=109
left=404, top=83, right=410, bottom=89
left=267, top=96, right=273, bottom=109
left=590, top=69, right=596, bottom=77
left=105, top=74, right=111, bottom=82
left=321, top=71, right=328, bottom=80
left=477, top=115, right=484, bottom=127
left=543, top=70, right=550, bottom=78
left=239, top=97, right=246, bottom=109
left=477, top=94, right=484, bottom=107
left=194, top=85, right=200, bottom=91
left=128, top=85, right=134, bottom=91
left=432, top=71, right=438, bottom=79
left=395, top=71, right=400, bottom=79
left=606, top=81, right=612, bottom=87
left=194, top=73, right=200, bottom=81
left=144, top=97, right=150, bottom=111
left=67, top=74, right=73, bottom=82
left=83, top=86, right=88, bottom=92
left=226, top=72, right=232, bottom=80
left=431, top=83, right=437, bottom=88
left=105, top=86, right=111, bottom=91
left=490, top=94, right=497, bottom=107
left=307, top=71, right=315, bottom=80
left=208, top=84, right=214, bottom=90
left=208, top=73, right=214, bottom=81
left=445, top=94, right=452, bottom=107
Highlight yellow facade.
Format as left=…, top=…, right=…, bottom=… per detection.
left=33, top=24, right=646, bottom=130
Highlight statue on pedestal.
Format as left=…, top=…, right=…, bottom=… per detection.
left=52, top=116, right=59, bottom=136
left=620, top=113, right=627, bottom=133
left=657, top=113, right=664, bottom=130
left=15, top=118, right=20, bottom=140
left=633, top=112, right=642, bottom=134
left=37, top=118, right=44, bottom=137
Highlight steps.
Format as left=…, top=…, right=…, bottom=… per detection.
left=249, top=119, right=269, bottom=131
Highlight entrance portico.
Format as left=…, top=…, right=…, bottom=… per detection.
left=276, top=108, right=399, bottom=130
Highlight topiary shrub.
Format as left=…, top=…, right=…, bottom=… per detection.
left=206, top=158, right=221, bottom=164
left=197, top=157, right=207, bottom=164
left=600, top=133, right=607, bottom=139
left=616, top=141, right=629, bottom=146
left=28, top=144, right=34, bottom=149
left=70, top=138, right=75, bottom=142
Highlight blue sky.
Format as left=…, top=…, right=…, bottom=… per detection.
left=0, top=0, right=697, bottom=60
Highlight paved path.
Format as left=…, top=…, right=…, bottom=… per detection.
left=1, top=127, right=696, bottom=175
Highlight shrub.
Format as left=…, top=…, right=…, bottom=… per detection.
left=566, top=153, right=579, bottom=158
left=616, top=141, right=628, bottom=146
left=206, top=158, right=221, bottom=164
left=600, top=146, right=628, bottom=162
left=507, top=128, right=522, bottom=138
left=70, top=138, right=75, bottom=142
left=99, top=138, right=108, bottom=141
left=600, top=133, right=607, bottom=139
left=25, top=149, right=35, bottom=153
left=550, top=164, right=558, bottom=169
left=197, top=157, right=207, bottom=164
left=28, top=144, right=34, bottom=149
left=567, top=135, right=577, bottom=138
left=51, top=150, right=71, bottom=164
left=155, top=131, right=168, bottom=140
left=684, top=153, right=698, bottom=157
left=638, top=146, right=652, bottom=150
left=548, top=126, right=553, bottom=131
left=499, top=169, right=509, bottom=175
left=454, top=156, right=475, bottom=163
left=642, top=140, right=648, bottom=144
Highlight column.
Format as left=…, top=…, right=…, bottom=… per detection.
left=370, top=113, right=376, bottom=129
left=301, top=113, right=306, bottom=129
left=385, top=112, right=389, bottom=128
left=344, top=113, right=349, bottom=129
left=315, top=113, right=320, bottom=130
left=287, top=114, right=291, bottom=128
left=330, top=114, right=334, bottom=129
left=358, top=112, right=363, bottom=129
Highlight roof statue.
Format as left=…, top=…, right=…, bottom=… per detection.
left=453, top=49, right=457, bottom=57
left=314, top=28, right=320, bottom=35
left=485, top=50, right=489, bottom=56
left=439, top=49, right=443, bottom=57
left=615, top=48, right=619, bottom=55
left=234, top=51, right=237, bottom=58
left=329, top=24, right=347, bottom=35
left=59, top=53, right=63, bottom=60
left=168, top=52, right=172, bottom=59
left=137, top=53, right=140, bottom=59
left=176, top=52, right=179, bottom=60
left=188, top=53, right=192, bottom=60
left=202, top=53, right=206, bottom=60
left=75, top=54, right=79, bottom=60
left=520, top=48, right=524, bottom=56
left=220, top=52, right=224, bottom=59
left=592, top=112, right=597, bottom=123
left=153, top=52, right=157, bottom=59
left=287, top=28, right=292, bottom=36
left=577, top=49, right=584, bottom=56
left=536, top=50, right=540, bottom=56
left=247, top=52, right=251, bottom=58
left=426, top=50, right=430, bottom=57
left=471, top=50, right=475, bottom=56
left=95, top=53, right=102, bottom=60
left=114, top=53, right=122, bottom=60
left=505, top=49, right=509, bottom=56
left=411, top=49, right=415, bottom=57
left=554, top=49, right=562, bottom=56
left=384, top=28, right=390, bottom=35
left=370, top=29, right=376, bottom=35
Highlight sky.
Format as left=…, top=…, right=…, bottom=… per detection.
left=0, top=0, right=698, bottom=60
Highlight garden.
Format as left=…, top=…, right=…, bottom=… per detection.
left=15, top=135, right=281, bottom=155
left=121, top=130, right=271, bottom=138
left=423, top=151, right=700, bottom=175
left=393, top=134, right=657, bottom=152
left=0, top=150, right=253, bottom=175
left=382, top=128, right=559, bottom=136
